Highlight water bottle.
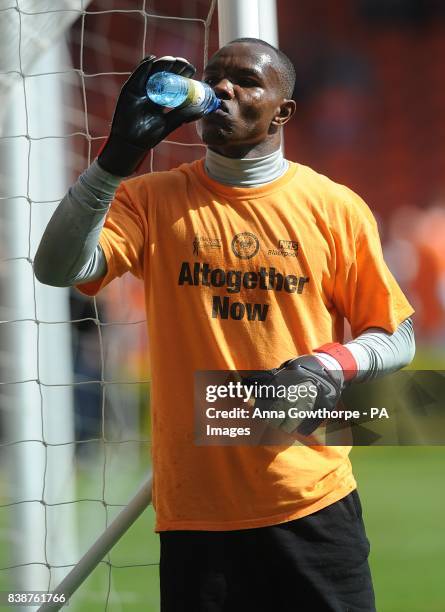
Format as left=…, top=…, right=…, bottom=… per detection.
left=146, top=71, right=221, bottom=114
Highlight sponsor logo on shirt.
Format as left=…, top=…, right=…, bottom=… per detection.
left=231, top=232, right=260, bottom=260
left=268, top=239, right=299, bottom=258
left=193, top=235, right=222, bottom=255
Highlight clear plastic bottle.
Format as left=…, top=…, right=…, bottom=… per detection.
left=146, top=71, right=220, bottom=114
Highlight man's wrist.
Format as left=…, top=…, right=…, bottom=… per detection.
left=97, top=135, right=150, bottom=177
left=73, top=160, right=123, bottom=214
left=314, top=342, right=358, bottom=383
left=84, top=159, right=124, bottom=193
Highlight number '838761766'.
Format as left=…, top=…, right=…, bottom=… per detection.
left=1, top=591, right=68, bottom=606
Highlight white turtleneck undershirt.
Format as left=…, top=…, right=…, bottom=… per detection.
left=205, top=147, right=288, bottom=187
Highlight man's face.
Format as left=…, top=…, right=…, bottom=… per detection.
left=198, top=43, right=286, bottom=151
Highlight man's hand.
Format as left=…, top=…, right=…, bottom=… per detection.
left=244, top=355, right=344, bottom=437
left=98, top=55, right=208, bottom=176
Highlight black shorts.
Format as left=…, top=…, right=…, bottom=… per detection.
left=159, top=490, right=375, bottom=612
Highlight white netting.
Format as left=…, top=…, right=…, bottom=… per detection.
left=0, top=0, right=89, bottom=134
left=0, top=1, right=217, bottom=609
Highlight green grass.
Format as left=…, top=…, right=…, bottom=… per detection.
left=1, top=447, right=444, bottom=611
left=352, top=447, right=445, bottom=612
left=69, top=503, right=159, bottom=611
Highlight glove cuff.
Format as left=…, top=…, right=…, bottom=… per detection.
left=97, top=135, right=150, bottom=177
left=313, top=342, right=357, bottom=382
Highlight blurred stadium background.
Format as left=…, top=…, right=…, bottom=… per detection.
left=0, top=0, right=444, bottom=610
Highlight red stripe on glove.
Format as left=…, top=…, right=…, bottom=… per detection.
left=314, top=342, right=358, bottom=382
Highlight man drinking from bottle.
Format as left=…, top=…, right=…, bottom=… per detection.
left=35, top=38, right=415, bottom=611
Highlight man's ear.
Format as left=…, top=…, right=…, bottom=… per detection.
left=272, top=99, right=296, bottom=127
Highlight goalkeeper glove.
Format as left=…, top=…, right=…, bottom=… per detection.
left=244, top=354, right=345, bottom=437
left=98, top=55, right=209, bottom=176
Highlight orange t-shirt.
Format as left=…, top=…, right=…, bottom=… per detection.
left=78, top=159, right=414, bottom=531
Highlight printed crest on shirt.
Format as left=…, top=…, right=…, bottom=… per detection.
left=231, top=232, right=260, bottom=259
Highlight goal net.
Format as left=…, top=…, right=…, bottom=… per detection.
left=0, top=0, right=219, bottom=610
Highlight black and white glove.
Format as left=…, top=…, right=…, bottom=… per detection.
left=244, top=355, right=344, bottom=437
left=98, top=55, right=208, bottom=176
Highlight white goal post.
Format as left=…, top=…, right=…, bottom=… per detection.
left=0, top=0, right=92, bottom=604
left=217, top=0, right=278, bottom=46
